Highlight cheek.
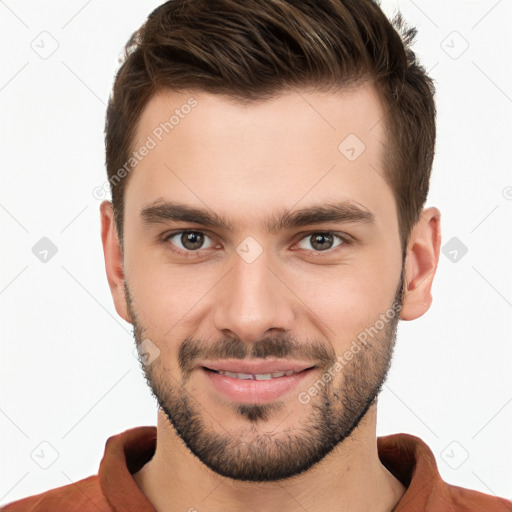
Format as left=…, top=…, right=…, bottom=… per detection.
left=125, top=254, right=220, bottom=343
left=286, top=259, right=398, bottom=342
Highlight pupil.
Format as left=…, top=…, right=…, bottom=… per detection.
left=182, top=231, right=203, bottom=250
left=312, top=233, right=332, bottom=251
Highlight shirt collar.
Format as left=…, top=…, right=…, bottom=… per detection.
left=98, top=426, right=453, bottom=511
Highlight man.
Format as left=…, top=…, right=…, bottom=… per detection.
left=2, top=0, right=511, bottom=511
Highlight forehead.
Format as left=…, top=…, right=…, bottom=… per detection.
left=134, top=84, right=385, bottom=153
left=125, top=85, right=395, bottom=234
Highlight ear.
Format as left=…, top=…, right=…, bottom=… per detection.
left=100, top=200, right=132, bottom=324
left=400, top=207, right=442, bottom=321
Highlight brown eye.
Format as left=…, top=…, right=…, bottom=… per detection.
left=166, top=231, right=216, bottom=253
left=181, top=231, right=204, bottom=250
left=296, top=232, right=346, bottom=252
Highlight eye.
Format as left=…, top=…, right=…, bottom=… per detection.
left=161, top=229, right=351, bottom=259
left=295, top=232, right=349, bottom=253
left=164, top=230, right=217, bottom=255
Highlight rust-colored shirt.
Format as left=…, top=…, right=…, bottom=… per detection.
left=2, top=426, right=511, bottom=511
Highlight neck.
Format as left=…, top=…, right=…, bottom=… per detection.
left=133, top=403, right=406, bottom=512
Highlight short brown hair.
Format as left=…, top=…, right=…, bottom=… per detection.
left=105, top=0, right=436, bottom=256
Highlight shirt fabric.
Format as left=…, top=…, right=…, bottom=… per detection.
left=2, top=426, right=511, bottom=511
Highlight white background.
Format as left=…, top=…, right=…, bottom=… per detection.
left=1, top=0, right=511, bottom=506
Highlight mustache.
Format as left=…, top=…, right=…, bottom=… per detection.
left=178, top=335, right=336, bottom=376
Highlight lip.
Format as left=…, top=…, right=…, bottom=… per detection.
left=199, top=359, right=316, bottom=404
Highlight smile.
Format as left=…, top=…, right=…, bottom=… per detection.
left=199, top=361, right=316, bottom=404
left=207, top=369, right=302, bottom=380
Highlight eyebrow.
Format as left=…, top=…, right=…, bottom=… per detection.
left=140, top=200, right=375, bottom=233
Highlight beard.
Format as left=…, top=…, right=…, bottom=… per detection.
left=126, top=266, right=405, bottom=482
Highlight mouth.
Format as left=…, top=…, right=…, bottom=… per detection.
left=199, top=360, right=316, bottom=404
left=203, top=368, right=306, bottom=380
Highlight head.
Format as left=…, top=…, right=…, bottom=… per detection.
left=101, top=0, right=441, bottom=482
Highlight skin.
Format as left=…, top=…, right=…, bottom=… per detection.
left=101, top=84, right=441, bottom=512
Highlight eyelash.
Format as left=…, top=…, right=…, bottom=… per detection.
left=160, top=230, right=353, bottom=259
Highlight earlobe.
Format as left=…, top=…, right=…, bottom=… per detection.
left=100, top=200, right=132, bottom=324
left=400, top=207, right=442, bottom=321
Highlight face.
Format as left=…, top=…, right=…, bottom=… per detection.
left=114, top=85, right=407, bottom=481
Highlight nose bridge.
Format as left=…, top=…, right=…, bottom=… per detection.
left=213, top=246, right=295, bottom=342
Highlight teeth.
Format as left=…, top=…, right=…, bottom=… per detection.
left=217, top=369, right=300, bottom=380
left=235, top=372, right=253, bottom=380
left=255, top=373, right=273, bottom=380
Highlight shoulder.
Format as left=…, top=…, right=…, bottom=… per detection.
left=377, top=433, right=512, bottom=511
left=1, top=475, right=112, bottom=512
left=445, top=483, right=512, bottom=512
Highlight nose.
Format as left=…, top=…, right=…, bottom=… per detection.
left=212, top=250, right=296, bottom=343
